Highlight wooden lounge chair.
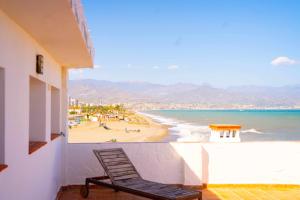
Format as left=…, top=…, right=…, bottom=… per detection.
left=80, top=148, right=202, bottom=200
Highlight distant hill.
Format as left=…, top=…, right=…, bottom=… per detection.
left=69, top=79, right=300, bottom=108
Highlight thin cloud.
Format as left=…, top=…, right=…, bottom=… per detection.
left=69, top=69, right=83, bottom=74
left=168, top=65, right=179, bottom=70
left=271, top=56, right=297, bottom=66
left=152, top=66, right=160, bottom=69
left=69, top=69, right=84, bottom=79
left=94, top=64, right=102, bottom=69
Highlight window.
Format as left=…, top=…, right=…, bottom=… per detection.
left=226, top=131, right=230, bottom=138
left=0, top=67, right=6, bottom=169
left=51, top=86, right=60, bottom=140
left=220, top=131, right=224, bottom=138
left=232, top=130, right=236, bottom=138
left=29, top=77, right=46, bottom=154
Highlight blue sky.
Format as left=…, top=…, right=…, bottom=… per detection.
left=70, top=0, right=300, bottom=87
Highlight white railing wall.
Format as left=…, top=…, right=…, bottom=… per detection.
left=66, top=142, right=300, bottom=186
left=202, top=142, right=300, bottom=185
left=66, top=142, right=203, bottom=186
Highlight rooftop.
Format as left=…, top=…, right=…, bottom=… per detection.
left=209, top=124, right=241, bottom=130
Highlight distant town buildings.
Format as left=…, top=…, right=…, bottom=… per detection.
left=68, top=98, right=300, bottom=111
left=69, top=97, right=79, bottom=107
left=68, top=97, right=99, bottom=107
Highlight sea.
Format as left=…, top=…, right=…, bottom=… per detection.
left=142, top=110, right=300, bottom=142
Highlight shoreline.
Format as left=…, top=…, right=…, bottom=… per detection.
left=68, top=112, right=169, bottom=143
left=136, top=113, right=170, bottom=142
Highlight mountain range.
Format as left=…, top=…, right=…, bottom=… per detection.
left=69, top=79, right=300, bottom=108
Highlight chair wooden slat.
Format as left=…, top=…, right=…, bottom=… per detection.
left=116, top=179, right=199, bottom=199
left=106, top=164, right=133, bottom=170
left=109, top=167, right=135, bottom=173
left=104, top=160, right=132, bottom=166
left=113, top=174, right=140, bottom=181
left=99, top=151, right=123, bottom=156
left=93, top=149, right=141, bottom=182
left=103, top=157, right=128, bottom=162
left=111, top=170, right=138, bottom=177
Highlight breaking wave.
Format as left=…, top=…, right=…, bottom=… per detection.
left=140, top=112, right=210, bottom=142
left=241, top=129, right=263, bottom=134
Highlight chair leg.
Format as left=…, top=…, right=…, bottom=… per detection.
left=80, top=179, right=90, bottom=198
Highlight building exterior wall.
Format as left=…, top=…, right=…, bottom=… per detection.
left=0, top=9, right=66, bottom=200
left=0, top=67, right=4, bottom=164
left=29, top=77, right=47, bottom=141
left=51, top=86, right=61, bottom=134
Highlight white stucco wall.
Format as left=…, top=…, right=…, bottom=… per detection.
left=0, top=67, right=4, bottom=164
left=66, top=142, right=203, bottom=186
left=66, top=142, right=300, bottom=186
left=51, top=86, right=60, bottom=134
left=0, top=9, right=66, bottom=200
left=29, top=77, right=47, bottom=141
left=202, top=142, right=300, bottom=185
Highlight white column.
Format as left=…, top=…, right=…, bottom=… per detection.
left=61, top=67, right=68, bottom=185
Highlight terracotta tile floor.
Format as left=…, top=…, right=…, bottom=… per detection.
left=58, top=185, right=300, bottom=200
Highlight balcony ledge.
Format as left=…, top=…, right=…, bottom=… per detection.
left=0, top=164, right=8, bottom=172
left=29, top=141, right=47, bottom=154
left=51, top=133, right=61, bottom=141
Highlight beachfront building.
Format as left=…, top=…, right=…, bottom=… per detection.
left=1, top=1, right=300, bottom=200
left=0, top=0, right=93, bottom=199
left=209, top=124, right=241, bottom=142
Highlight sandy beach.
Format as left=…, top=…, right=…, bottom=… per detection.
left=68, top=113, right=169, bottom=143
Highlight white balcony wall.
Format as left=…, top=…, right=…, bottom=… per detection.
left=0, top=8, right=67, bottom=200
left=66, top=142, right=300, bottom=186
left=202, top=142, right=300, bottom=185
left=66, top=142, right=203, bottom=186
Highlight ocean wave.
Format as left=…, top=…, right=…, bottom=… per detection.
left=241, top=129, right=263, bottom=134
left=140, top=112, right=210, bottom=142
left=139, top=112, right=181, bottom=126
